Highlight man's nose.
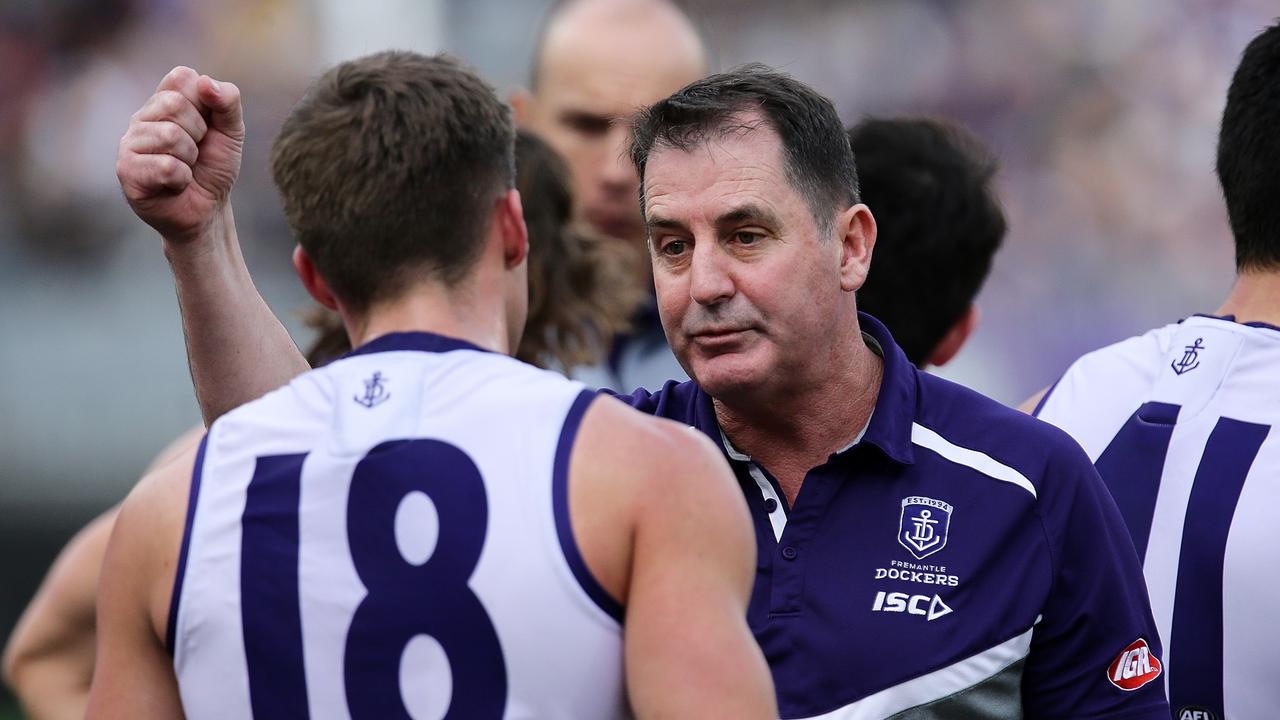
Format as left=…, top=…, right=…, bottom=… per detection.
left=688, top=242, right=735, bottom=306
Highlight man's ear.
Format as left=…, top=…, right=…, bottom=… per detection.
left=509, top=88, right=535, bottom=127
left=498, top=189, right=529, bottom=269
left=838, top=204, right=877, bottom=292
left=927, top=304, right=980, bottom=368
left=293, top=245, right=339, bottom=311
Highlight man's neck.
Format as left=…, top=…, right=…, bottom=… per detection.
left=345, top=284, right=513, bottom=355
left=1215, top=269, right=1280, bottom=327
left=714, top=325, right=883, bottom=505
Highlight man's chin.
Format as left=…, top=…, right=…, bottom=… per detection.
left=687, top=351, right=767, bottom=398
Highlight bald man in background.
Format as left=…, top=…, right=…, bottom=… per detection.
left=512, top=0, right=707, bottom=390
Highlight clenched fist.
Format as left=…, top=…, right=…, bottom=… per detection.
left=117, top=66, right=244, bottom=244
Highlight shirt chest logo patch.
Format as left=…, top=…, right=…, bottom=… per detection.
left=898, top=496, right=952, bottom=560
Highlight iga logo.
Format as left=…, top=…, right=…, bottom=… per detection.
left=1106, top=638, right=1162, bottom=691
left=871, top=591, right=952, bottom=621
left=898, top=496, right=952, bottom=559
left=1177, top=708, right=1216, bottom=720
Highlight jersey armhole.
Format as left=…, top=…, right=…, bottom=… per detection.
left=552, top=389, right=626, bottom=624
left=166, top=432, right=210, bottom=656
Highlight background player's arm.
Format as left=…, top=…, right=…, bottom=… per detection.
left=572, top=399, right=776, bottom=718
left=2, top=427, right=201, bottom=720
left=118, top=66, right=308, bottom=424
left=3, top=509, right=116, bottom=720
left=1018, top=386, right=1049, bottom=414
left=85, top=458, right=193, bottom=720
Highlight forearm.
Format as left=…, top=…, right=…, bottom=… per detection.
left=8, top=653, right=93, bottom=720
left=164, top=204, right=308, bottom=423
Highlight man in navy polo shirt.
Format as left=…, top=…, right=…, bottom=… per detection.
left=620, top=66, right=1169, bottom=718
left=118, top=61, right=1170, bottom=718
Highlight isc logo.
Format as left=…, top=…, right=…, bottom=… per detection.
left=871, top=591, right=952, bottom=621
left=1106, top=638, right=1162, bottom=691
left=1177, top=708, right=1216, bottom=720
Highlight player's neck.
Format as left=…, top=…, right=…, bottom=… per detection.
left=345, top=283, right=513, bottom=355
left=1215, top=269, right=1280, bottom=327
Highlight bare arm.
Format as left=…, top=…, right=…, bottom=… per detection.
left=573, top=400, right=775, bottom=719
left=165, top=206, right=307, bottom=423
left=86, top=458, right=192, bottom=720
left=628, top=427, right=774, bottom=718
left=3, top=510, right=116, bottom=720
left=2, top=426, right=202, bottom=720
left=118, top=66, right=307, bottom=424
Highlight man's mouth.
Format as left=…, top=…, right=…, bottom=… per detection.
left=690, top=327, right=755, bottom=346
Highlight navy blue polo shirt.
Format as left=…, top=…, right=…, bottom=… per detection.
left=613, top=313, right=1170, bottom=719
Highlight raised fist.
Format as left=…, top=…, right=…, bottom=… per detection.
left=116, top=66, right=244, bottom=244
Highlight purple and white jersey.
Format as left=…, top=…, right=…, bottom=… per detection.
left=1036, top=314, right=1280, bottom=720
left=614, top=313, right=1170, bottom=719
left=167, top=332, right=625, bottom=719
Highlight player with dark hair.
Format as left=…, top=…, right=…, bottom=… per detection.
left=1027, top=21, right=1280, bottom=720
left=130, top=61, right=1169, bottom=718
left=91, top=53, right=773, bottom=718
left=5, top=125, right=642, bottom=720
left=849, top=117, right=1006, bottom=368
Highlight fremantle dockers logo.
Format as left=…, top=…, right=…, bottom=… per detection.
left=1171, top=337, right=1205, bottom=376
left=898, top=496, right=953, bottom=560
left=354, top=371, right=390, bottom=408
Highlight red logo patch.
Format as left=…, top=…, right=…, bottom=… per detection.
left=1107, top=638, right=1162, bottom=691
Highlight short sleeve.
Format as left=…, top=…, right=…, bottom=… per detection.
left=1021, top=438, right=1170, bottom=719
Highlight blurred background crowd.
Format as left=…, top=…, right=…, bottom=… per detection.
left=1, top=0, right=1275, bottom=713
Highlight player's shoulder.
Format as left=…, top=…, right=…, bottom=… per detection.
left=1054, top=321, right=1180, bottom=391
left=574, top=393, right=743, bottom=547
left=1035, top=317, right=1229, bottom=429
left=119, top=439, right=201, bottom=530
left=110, top=436, right=204, bottom=624
left=579, top=392, right=724, bottom=481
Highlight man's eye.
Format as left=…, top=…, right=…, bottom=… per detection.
left=561, top=113, right=611, bottom=137
left=734, top=231, right=762, bottom=245
left=662, top=239, right=688, bottom=256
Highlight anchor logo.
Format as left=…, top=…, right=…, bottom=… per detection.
left=1171, top=338, right=1204, bottom=376
left=898, top=496, right=953, bottom=560
left=354, top=371, right=390, bottom=408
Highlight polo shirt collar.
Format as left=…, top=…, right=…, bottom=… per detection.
left=687, top=311, right=918, bottom=465
left=855, top=311, right=917, bottom=465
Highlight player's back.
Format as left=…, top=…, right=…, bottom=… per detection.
left=169, top=331, right=626, bottom=719
left=1035, top=314, right=1280, bottom=720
